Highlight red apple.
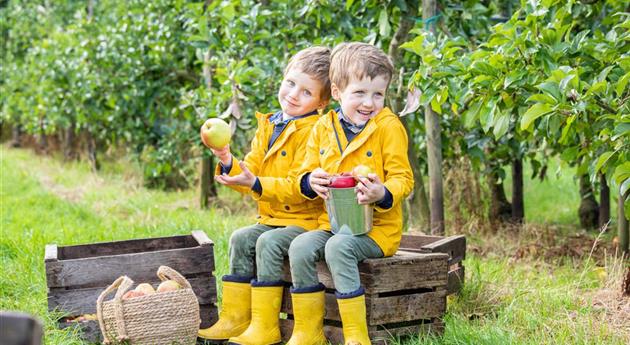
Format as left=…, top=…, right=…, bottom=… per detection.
left=352, top=164, right=373, bottom=179
left=122, top=290, right=146, bottom=299
left=329, top=175, right=357, bottom=188
left=201, top=118, right=232, bottom=149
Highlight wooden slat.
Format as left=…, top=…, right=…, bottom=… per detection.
left=44, top=244, right=58, bottom=262
left=0, top=312, right=44, bottom=345
left=48, top=275, right=216, bottom=315
left=192, top=230, right=214, bottom=247
left=420, top=235, right=466, bottom=265
left=399, top=233, right=444, bottom=249
left=447, top=265, right=465, bottom=295
left=59, top=320, right=101, bottom=344
left=57, top=234, right=199, bottom=260
left=46, top=246, right=215, bottom=288
left=282, top=290, right=446, bottom=325
left=199, top=303, right=219, bottom=329
left=360, top=253, right=448, bottom=293
left=280, top=318, right=444, bottom=345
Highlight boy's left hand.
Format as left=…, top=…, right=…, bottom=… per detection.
left=215, top=161, right=257, bottom=188
left=356, top=174, right=385, bottom=205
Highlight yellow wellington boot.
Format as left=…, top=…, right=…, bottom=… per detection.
left=286, top=289, right=327, bottom=345
left=198, top=280, right=252, bottom=341
left=337, top=294, right=371, bottom=345
left=228, top=283, right=283, bottom=345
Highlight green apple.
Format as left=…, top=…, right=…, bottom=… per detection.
left=352, top=164, right=373, bottom=179
left=201, top=118, right=231, bottom=149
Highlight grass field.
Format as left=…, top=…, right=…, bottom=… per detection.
left=1, top=146, right=628, bottom=345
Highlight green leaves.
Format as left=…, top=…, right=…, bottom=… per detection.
left=521, top=103, right=553, bottom=130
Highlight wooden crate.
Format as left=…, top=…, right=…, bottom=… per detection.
left=45, top=230, right=218, bottom=343
left=279, top=233, right=466, bottom=345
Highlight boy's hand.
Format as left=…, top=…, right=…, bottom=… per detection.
left=200, top=125, right=232, bottom=165
left=356, top=173, right=385, bottom=205
left=215, top=161, right=256, bottom=188
left=309, top=168, right=331, bottom=200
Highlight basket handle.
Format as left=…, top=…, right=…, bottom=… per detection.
left=96, top=275, right=134, bottom=344
left=157, top=266, right=192, bottom=289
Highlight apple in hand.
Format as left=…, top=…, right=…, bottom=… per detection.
left=352, top=164, right=373, bottom=179
left=201, top=118, right=232, bottom=149
left=329, top=175, right=357, bottom=188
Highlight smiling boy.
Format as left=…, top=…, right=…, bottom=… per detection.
left=198, top=46, right=330, bottom=344
left=285, top=42, right=414, bottom=345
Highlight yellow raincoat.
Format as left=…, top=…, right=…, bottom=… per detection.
left=297, top=108, right=414, bottom=256
left=216, top=112, right=323, bottom=230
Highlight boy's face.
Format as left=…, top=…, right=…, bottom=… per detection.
left=278, top=67, right=327, bottom=117
left=331, top=74, right=389, bottom=126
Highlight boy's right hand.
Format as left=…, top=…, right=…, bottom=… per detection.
left=200, top=126, right=232, bottom=165
left=309, top=168, right=331, bottom=199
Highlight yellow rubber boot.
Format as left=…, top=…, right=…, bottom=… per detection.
left=286, top=287, right=327, bottom=345
left=198, top=280, right=252, bottom=341
left=337, top=293, right=371, bottom=345
left=228, top=282, right=283, bottom=345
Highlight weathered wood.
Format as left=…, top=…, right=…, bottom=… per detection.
left=192, top=230, right=214, bottom=247
left=199, top=303, right=219, bottom=328
left=58, top=320, right=101, bottom=343
left=399, top=233, right=443, bottom=249
left=447, top=265, right=465, bottom=295
left=44, top=244, right=58, bottom=262
left=49, top=276, right=217, bottom=316
left=0, top=311, right=43, bottom=345
left=360, top=253, right=448, bottom=293
left=419, top=235, right=466, bottom=265
left=46, top=246, right=215, bottom=288
left=282, top=289, right=445, bottom=325
left=280, top=318, right=444, bottom=345
left=58, top=234, right=199, bottom=260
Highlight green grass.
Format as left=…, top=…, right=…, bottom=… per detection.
left=1, top=146, right=627, bottom=345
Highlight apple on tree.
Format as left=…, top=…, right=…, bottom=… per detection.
left=201, top=118, right=232, bottom=149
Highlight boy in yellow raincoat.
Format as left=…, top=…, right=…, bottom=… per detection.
left=198, top=46, right=330, bottom=345
left=287, top=42, right=414, bottom=345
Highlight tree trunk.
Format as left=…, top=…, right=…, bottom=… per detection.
left=511, top=158, right=524, bottom=223
left=598, top=173, right=610, bottom=229
left=386, top=0, right=429, bottom=231
left=200, top=156, right=217, bottom=209
left=578, top=174, right=599, bottom=229
left=63, top=121, right=78, bottom=161
left=37, top=119, right=48, bottom=154
left=10, top=125, right=21, bottom=147
left=423, top=0, right=444, bottom=235
left=86, top=129, right=99, bottom=172
left=619, top=187, right=629, bottom=254
left=488, top=169, right=512, bottom=222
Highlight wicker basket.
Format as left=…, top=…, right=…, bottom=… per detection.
left=96, top=266, right=200, bottom=345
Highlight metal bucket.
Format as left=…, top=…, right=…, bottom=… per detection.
left=325, top=187, right=373, bottom=236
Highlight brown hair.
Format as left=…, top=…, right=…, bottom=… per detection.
left=284, top=46, right=332, bottom=101
left=330, top=42, right=394, bottom=91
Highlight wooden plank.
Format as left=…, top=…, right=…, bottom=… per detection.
left=280, top=318, right=444, bottom=345
left=192, top=230, right=214, bottom=247
left=199, top=303, right=219, bottom=329
left=399, top=233, right=443, bottom=249
left=420, top=235, right=466, bottom=264
left=361, top=253, right=448, bottom=294
left=46, top=246, right=215, bottom=288
left=58, top=320, right=101, bottom=344
left=282, top=290, right=446, bottom=325
left=58, top=234, right=199, bottom=260
left=447, top=265, right=465, bottom=295
left=48, top=275, right=217, bottom=316
left=44, top=244, right=58, bottom=262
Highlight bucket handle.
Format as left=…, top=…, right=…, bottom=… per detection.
left=157, top=265, right=192, bottom=289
